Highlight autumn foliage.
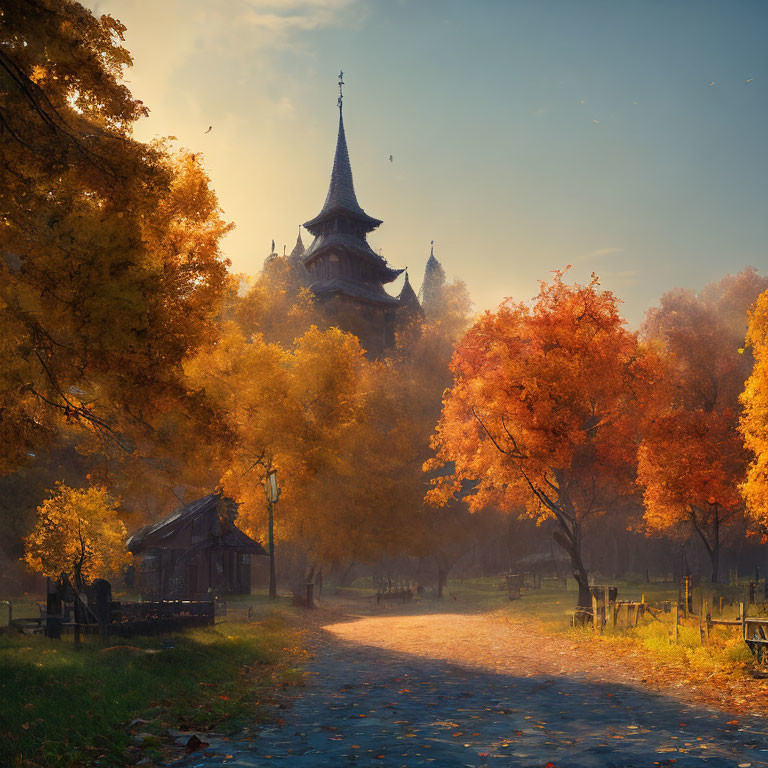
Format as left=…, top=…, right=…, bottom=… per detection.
left=638, top=270, right=768, bottom=581
left=427, top=272, right=664, bottom=606
left=6, top=0, right=768, bottom=607
left=24, top=484, right=130, bottom=589
left=740, top=289, right=768, bottom=528
left=0, top=1, right=231, bottom=474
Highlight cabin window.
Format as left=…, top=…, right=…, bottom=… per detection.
left=241, top=553, right=250, bottom=565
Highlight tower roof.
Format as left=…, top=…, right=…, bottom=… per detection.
left=425, top=242, right=441, bottom=273
left=289, top=228, right=305, bottom=260
left=303, top=107, right=382, bottom=235
left=419, top=241, right=446, bottom=306
left=398, top=271, right=420, bottom=306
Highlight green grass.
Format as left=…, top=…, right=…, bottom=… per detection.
left=0, top=600, right=303, bottom=768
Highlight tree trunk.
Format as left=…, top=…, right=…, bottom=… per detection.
left=690, top=506, right=720, bottom=584
left=571, top=550, right=591, bottom=609
left=709, top=535, right=720, bottom=584
left=553, top=522, right=591, bottom=608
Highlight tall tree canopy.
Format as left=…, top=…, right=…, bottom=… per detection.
left=427, top=272, right=663, bottom=607
left=0, top=0, right=231, bottom=474
left=740, top=287, right=768, bottom=529
left=639, top=268, right=768, bottom=582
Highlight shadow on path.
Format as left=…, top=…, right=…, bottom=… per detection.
left=173, top=622, right=768, bottom=768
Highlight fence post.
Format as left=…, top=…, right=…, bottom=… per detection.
left=592, top=594, right=600, bottom=634
left=740, top=602, right=746, bottom=641
left=672, top=604, right=679, bottom=643
left=705, top=599, right=711, bottom=642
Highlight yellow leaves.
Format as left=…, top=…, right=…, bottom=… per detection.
left=29, top=65, right=47, bottom=84
left=23, top=484, right=131, bottom=583
left=740, top=288, right=768, bottom=526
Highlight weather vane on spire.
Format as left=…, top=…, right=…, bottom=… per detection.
left=337, top=70, right=344, bottom=110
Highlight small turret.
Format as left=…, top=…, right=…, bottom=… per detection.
left=398, top=271, right=423, bottom=315
left=289, top=228, right=305, bottom=262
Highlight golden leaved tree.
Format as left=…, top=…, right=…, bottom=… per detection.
left=24, top=484, right=130, bottom=591
left=1, top=0, right=231, bottom=479
left=740, top=288, right=768, bottom=528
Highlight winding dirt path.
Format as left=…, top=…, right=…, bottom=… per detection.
left=172, top=604, right=768, bottom=767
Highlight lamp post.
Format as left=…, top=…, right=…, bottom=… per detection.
left=266, top=468, right=280, bottom=600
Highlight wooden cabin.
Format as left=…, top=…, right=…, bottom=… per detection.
left=127, top=493, right=266, bottom=600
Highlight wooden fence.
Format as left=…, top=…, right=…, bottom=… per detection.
left=577, top=584, right=768, bottom=663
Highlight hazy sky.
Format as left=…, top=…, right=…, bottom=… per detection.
left=86, top=0, right=768, bottom=326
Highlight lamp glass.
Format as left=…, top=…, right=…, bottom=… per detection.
left=267, top=470, right=279, bottom=502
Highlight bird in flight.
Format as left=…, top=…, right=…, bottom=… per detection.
left=205, top=125, right=213, bottom=133
left=708, top=81, right=716, bottom=86
left=745, top=78, right=754, bottom=84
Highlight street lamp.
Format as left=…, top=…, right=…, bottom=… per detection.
left=265, top=469, right=280, bottom=600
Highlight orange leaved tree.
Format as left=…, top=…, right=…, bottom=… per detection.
left=639, top=269, right=768, bottom=582
left=427, top=272, right=662, bottom=608
left=740, top=288, right=768, bottom=528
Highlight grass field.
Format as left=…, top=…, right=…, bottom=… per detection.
left=0, top=593, right=304, bottom=768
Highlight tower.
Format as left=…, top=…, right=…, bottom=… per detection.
left=397, top=271, right=424, bottom=323
left=419, top=241, right=446, bottom=319
left=301, top=73, right=404, bottom=356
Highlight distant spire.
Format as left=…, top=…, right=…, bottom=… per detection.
left=289, top=227, right=305, bottom=260
left=426, top=240, right=439, bottom=268
left=419, top=241, right=446, bottom=314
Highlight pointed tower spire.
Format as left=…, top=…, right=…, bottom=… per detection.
left=300, top=74, right=407, bottom=357
left=303, top=72, right=382, bottom=234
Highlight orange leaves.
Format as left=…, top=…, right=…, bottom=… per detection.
left=638, top=408, right=744, bottom=533
left=428, top=272, right=656, bottom=526
left=638, top=271, right=763, bottom=551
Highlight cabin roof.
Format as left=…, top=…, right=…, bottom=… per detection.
left=127, top=493, right=266, bottom=555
